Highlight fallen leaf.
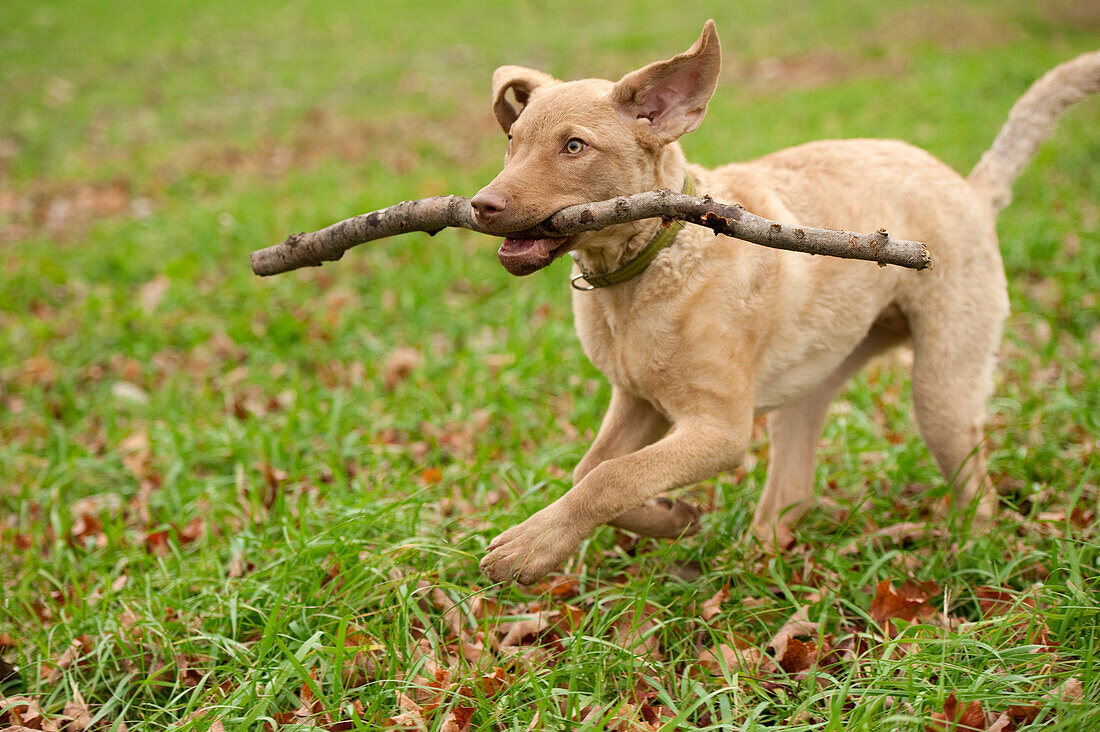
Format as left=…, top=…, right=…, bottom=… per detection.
left=611, top=604, right=662, bottom=660
left=974, top=586, right=1052, bottom=648
left=70, top=512, right=107, bottom=549
left=528, top=575, right=580, bottom=600
left=698, top=640, right=767, bottom=675
left=438, top=705, right=474, bottom=732
left=138, top=274, right=170, bottom=314
left=43, top=634, right=94, bottom=684
left=767, top=608, right=821, bottom=653
left=477, top=667, right=510, bottom=697
left=143, top=530, right=171, bottom=554
left=111, top=380, right=150, bottom=405
left=61, top=693, right=93, bottom=730
left=178, top=517, right=204, bottom=544
left=839, top=521, right=945, bottom=555
left=118, top=429, right=155, bottom=480
left=383, top=347, right=422, bottom=390
left=700, top=584, right=729, bottom=623
left=869, top=579, right=938, bottom=632
left=0, top=695, right=49, bottom=728
left=1054, top=676, right=1083, bottom=703
left=928, top=691, right=986, bottom=732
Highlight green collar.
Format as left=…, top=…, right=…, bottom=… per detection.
left=570, top=175, right=695, bottom=291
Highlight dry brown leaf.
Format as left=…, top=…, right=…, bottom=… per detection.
left=975, top=586, right=1029, bottom=619
left=698, top=640, right=769, bottom=675
left=498, top=612, right=553, bottom=648
left=227, top=551, right=253, bottom=579
left=776, top=636, right=834, bottom=674
left=0, top=695, right=48, bottom=728
left=477, top=667, right=510, bottom=697
left=143, top=529, right=171, bottom=555
left=839, top=521, right=945, bottom=555
left=70, top=512, right=106, bottom=549
left=1054, top=676, right=1083, bottom=703
left=60, top=695, right=93, bottom=731
left=611, top=604, right=662, bottom=660
left=383, top=690, right=429, bottom=731
left=528, top=575, right=581, bottom=600
left=928, top=691, right=987, bottom=732
left=383, top=347, right=422, bottom=390
left=974, top=586, right=1052, bottom=648
left=178, top=517, right=204, bottom=544
left=138, top=275, right=171, bottom=314
left=419, top=468, right=443, bottom=486
left=767, top=608, right=821, bottom=652
left=175, top=655, right=205, bottom=688
left=700, top=584, right=729, bottom=623
left=43, top=634, right=94, bottom=684
left=118, top=429, right=155, bottom=481
left=601, top=701, right=662, bottom=732
left=385, top=711, right=428, bottom=731
left=438, top=705, right=474, bottom=732
left=869, top=579, right=939, bottom=631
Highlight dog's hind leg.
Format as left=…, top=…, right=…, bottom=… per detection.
left=907, top=302, right=1005, bottom=519
left=573, top=387, right=669, bottom=483
left=571, top=387, right=701, bottom=538
left=751, top=324, right=907, bottom=542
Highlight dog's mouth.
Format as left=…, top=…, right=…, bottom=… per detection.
left=497, top=236, right=573, bottom=276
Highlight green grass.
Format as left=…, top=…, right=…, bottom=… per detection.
left=2, top=1, right=1099, bottom=729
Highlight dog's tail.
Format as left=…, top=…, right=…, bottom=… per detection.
left=968, top=50, right=1100, bottom=215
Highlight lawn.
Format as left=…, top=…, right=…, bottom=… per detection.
left=1, top=1, right=1099, bottom=729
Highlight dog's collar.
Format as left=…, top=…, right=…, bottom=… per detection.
left=570, top=175, right=695, bottom=291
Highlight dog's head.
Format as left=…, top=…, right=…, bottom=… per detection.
left=473, top=21, right=722, bottom=276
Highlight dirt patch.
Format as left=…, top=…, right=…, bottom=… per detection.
left=724, top=48, right=909, bottom=91
left=1, top=101, right=500, bottom=243
left=1042, top=0, right=1100, bottom=31
left=0, top=176, right=151, bottom=243
left=174, top=103, right=499, bottom=181
left=876, top=5, right=1024, bottom=50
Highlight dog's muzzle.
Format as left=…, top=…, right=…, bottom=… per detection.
left=497, top=236, right=572, bottom=276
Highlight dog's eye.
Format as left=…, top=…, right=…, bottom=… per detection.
left=563, top=138, right=586, bottom=155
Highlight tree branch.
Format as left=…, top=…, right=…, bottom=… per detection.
left=250, top=190, right=932, bottom=276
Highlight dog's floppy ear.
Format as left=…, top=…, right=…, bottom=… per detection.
left=492, top=66, right=556, bottom=133
left=611, top=19, right=722, bottom=145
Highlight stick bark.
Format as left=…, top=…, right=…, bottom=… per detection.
left=250, top=190, right=932, bottom=276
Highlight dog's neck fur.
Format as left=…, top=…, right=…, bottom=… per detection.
left=570, top=142, right=690, bottom=276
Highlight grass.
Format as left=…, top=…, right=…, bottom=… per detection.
left=1, top=0, right=1099, bottom=729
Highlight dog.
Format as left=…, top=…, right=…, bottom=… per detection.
left=468, top=20, right=1099, bottom=584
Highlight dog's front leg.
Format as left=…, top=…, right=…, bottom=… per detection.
left=480, top=415, right=749, bottom=584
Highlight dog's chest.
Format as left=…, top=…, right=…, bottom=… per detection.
left=572, top=288, right=687, bottom=400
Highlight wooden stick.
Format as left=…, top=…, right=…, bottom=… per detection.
left=250, top=190, right=932, bottom=276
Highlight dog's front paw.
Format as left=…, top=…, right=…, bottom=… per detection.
left=480, top=511, right=585, bottom=584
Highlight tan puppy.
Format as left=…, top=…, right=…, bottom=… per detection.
left=470, top=21, right=1099, bottom=584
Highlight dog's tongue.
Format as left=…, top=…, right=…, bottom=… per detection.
left=501, top=237, right=552, bottom=258
left=497, top=237, right=566, bottom=276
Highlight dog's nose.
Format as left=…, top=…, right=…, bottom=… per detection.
left=470, top=190, right=508, bottom=222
